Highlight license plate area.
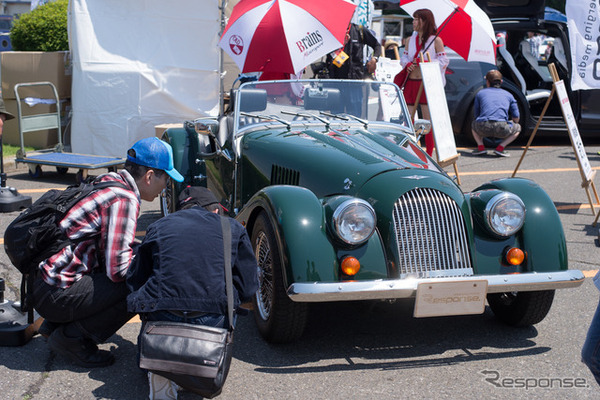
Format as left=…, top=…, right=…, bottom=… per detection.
left=414, top=280, right=488, bottom=318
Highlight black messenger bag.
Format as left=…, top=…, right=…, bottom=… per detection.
left=138, top=216, right=235, bottom=399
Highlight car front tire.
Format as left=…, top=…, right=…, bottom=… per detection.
left=487, top=290, right=555, bottom=326
left=252, top=212, right=308, bottom=343
left=160, top=178, right=176, bottom=217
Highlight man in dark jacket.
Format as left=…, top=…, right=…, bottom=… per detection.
left=126, top=186, right=259, bottom=398
left=126, top=186, right=258, bottom=322
left=326, top=23, right=382, bottom=117
left=327, top=23, right=381, bottom=80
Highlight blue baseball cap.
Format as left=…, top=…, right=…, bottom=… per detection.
left=127, top=137, right=184, bottom=182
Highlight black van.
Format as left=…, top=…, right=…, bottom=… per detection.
left=443, top=0, right=600, bottom=139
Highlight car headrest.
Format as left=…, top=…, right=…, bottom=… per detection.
left=238, top=88, right=267, bottom=113
left=303, top=87, right=342, bottom=113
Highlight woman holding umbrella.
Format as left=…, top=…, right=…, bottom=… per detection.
left=395, top=8, right=449, bottom=156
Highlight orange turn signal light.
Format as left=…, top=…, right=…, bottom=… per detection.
left=505, top=247, right=525, bottom=266
left=341, top=256, right=360, bottom=276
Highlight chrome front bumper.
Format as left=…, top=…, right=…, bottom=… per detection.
left=287, top=270, right=585, bottom=302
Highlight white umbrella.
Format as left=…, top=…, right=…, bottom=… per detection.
left=400, top=0, right=496, bottom=64
left=220, top=0, right=357, bottom=74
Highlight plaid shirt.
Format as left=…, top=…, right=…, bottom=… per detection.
left=39, top=170, right=141, bottom=288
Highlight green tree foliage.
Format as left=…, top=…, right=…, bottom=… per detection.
left=10, top=0, right=68, bottom=51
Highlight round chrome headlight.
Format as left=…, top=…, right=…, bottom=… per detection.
left=484, top=193, right=526, bottom=237
left=332, top=199, right=376, bottom=245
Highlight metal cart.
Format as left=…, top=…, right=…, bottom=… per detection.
left=13, top=81, right=125, bottom=182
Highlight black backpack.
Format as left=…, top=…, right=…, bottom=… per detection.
left=3, top=179, right=129, bottom=320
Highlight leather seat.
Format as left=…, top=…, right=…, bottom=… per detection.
left=497, top=36, right=551, bottom=103
left=519, top=40, right=553, bottom=83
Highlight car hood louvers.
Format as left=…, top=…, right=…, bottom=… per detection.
left=271, top=165, right=300, bottom=186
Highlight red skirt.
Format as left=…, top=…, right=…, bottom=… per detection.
left=403, top=78, right=427, bottom=105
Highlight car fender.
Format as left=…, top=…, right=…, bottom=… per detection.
left=237, top=186, right=387, bottom=288
left=474, top=177, right=567, bottom=272
left=162, top=124, right=204, bottom=190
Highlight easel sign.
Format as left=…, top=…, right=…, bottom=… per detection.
left=554, top=80, right=594, bottom=182
left=555, top=79, right=600, bottom=222
left=512, top=63, right=599, bottom=220
left=419, top=61, right=461, bottom=184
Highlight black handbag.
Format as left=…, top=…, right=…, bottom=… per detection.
left=139, top=216, right=235, bottom=399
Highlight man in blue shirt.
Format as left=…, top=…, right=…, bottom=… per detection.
left=471, top=70, right=521, bottom=157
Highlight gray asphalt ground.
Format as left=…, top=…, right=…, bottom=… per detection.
left=1, top=134, right=600, bottom=399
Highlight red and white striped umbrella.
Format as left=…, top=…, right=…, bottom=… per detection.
left=219, top=0, right=357, bottom=74
left=400, top=0, right=496, bottom=64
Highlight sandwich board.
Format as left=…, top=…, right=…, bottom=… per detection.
left=512, top=63, right=599, bottom=220
left=419, top=61, right=461, bottom=184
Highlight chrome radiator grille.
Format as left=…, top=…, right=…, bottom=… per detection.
left=392, top=188, right=472, bottom=278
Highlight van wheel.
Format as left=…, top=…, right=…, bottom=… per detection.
left=516, top=97, right=532, bottom=140
left=461, top=104, right=476, bottom=144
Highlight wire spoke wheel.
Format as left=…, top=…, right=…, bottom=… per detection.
left=255, top=230, right=274, bottom=320
left=251, top=212, right=308, bottom=343
left=160, top=179, right=176, bottom=217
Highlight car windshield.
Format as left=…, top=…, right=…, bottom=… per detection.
left=234, top=79, right=412, bottom=132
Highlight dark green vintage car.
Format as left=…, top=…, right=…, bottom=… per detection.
left=161, top=79, right=584, bottom=343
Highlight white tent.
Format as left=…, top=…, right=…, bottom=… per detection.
left=68, top=0, right=222, bottom=157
